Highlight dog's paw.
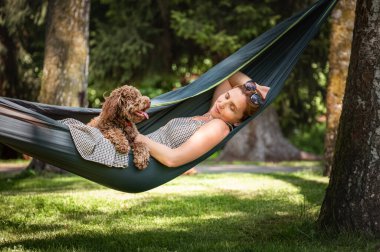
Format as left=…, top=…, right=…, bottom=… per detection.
left=133, top=142, right=150, bottom=170
left=133, top=152, right=150, bottom=170
left=134, top=158, right=149, bottom=170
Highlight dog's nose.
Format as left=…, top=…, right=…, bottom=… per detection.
left=146, top=100, right=151, bottom=108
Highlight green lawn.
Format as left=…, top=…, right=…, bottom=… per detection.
left=0, top=169, right=377, bottom=252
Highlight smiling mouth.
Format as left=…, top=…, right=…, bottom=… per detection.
left=215, top=105, right=220, bottom=114
left=135, top=110, right=149, bottom=119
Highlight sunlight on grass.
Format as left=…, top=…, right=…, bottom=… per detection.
left=0, top=171, right=377, bottom=252
left=203, top=160, right=323, bottom=168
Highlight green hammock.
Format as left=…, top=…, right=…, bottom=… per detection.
left=0, top=0, right=337, bottom=193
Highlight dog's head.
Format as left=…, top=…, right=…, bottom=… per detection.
left=101, top=85, right=150, bottom=123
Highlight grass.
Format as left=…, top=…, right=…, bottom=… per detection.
left=0, top=168, right=377, bottom=252
left=203, top=159, right=323, bottom=168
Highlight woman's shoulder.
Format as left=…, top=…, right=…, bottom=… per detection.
left=201, top=118, right=231, bottom=135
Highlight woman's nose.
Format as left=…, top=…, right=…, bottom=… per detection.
left=220, top=100, right=227, bottom=109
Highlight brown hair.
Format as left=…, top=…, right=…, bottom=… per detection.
left=234, top=84, right=264, bottom=122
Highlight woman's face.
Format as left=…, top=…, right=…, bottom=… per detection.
left=210, top=87, right=247, bottom=125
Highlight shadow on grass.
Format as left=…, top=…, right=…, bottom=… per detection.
left=0, top=210, right=375, bottom=251
left=0, top=219, right=65, bottom=233
left=0, top=171, right=376, bottom=251
left=0, top=172, right=102, bottom=194
left=1, top=191, right=376, bottom=252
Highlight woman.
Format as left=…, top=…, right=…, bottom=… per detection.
left=136, top=71, right=270, bottom=168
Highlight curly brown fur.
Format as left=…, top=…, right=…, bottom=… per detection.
left=88, top=85, right=151, bottom=170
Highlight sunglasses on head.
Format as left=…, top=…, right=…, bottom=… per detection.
left=243, top=80, right=265, bottom=107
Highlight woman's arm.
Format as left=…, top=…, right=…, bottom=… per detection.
left=136, top=119, right=230, bottom=168
left=211, top=71, right=251, bottom=105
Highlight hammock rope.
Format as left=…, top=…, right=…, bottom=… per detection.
left=0, top=0, right=337, bottom=193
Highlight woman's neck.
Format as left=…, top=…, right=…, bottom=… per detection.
left=202, top=112, right=213, bottom=119
left=192, top=112, right=214, bottom=122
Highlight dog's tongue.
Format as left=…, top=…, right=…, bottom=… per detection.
left=142, top=111, right=149, bottom=119
left=138, top=111, right=149, bottom=120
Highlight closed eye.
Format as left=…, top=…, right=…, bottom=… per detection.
left=226, top=92, right=237, bottom=112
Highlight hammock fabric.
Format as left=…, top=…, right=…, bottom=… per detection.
left=0, top=0, right=337, bottom=193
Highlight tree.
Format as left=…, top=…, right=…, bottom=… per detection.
left=28, top=0, right=90, bottom=171
left=324, top=0, right=356, bottom=177
left=38, top=0, right=90, bottom=107
left=318, top=0, right=380, bottom=235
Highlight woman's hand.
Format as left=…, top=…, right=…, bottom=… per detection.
left=135, top=133, right=146, bottom=143
left=211, top=71, right=251, bottom=105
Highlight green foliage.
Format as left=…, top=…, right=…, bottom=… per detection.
left=171, top=0, right=279, bottom=59
left=289, top=121, right=326, bottom=155
left=0, top=0, right=46, bottom=100
left=89, top=1, right=157, bottom=86
left=276, top=24, right=330, bottom=136
left=0, top=171, right=377, bottom=251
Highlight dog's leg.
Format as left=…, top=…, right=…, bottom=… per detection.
left=102, top=128, right=131, bottom=154
left=132, top=141, right=150, bottom=170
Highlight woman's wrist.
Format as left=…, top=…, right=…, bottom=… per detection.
left=135, top=133, right=146, bottom=143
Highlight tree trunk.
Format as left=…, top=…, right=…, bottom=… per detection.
left=29, top=0, right=90, bottom=172
left=38, top=0, right=90, bottom=107
left=324, top=0, right=356, bottom=177
left=318, top=0, right=380, bottom=236
left=218, top=106, right=319, bottom=162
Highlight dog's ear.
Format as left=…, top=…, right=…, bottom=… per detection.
left=101, top=92, right=120, bottom=121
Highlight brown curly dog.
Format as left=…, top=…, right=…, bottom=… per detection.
left=88, top=85, right=151, bottom=170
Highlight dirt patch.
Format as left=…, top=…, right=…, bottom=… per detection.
left=0, top=163, right=29, bottom=174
